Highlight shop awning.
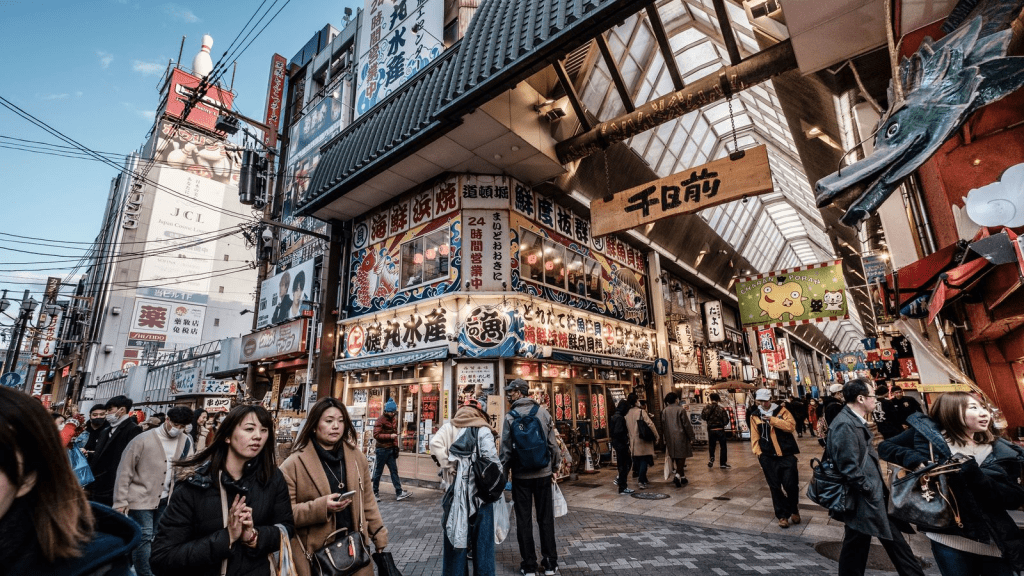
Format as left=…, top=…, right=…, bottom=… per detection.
left=547, top=351, right=653, bottom=371
left=673, top=372, right=714, bottom=386
left=334, top=346, right=448, bottom=372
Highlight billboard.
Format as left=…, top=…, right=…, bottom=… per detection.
left=355, top=0, right=444, bottom=116
left=241, top=318, right=308, bottom=362
left=735, top=260, right=849, bottom=328
left=128, top=298, right=207, bottom=350
left=36, top=310, right=62, bottom=358
left=263, top=54, right=287, bottom=149
left=163, top=68, right=236, bottom=134
left=257, top=257, right=316, bottom=330
left=146, top=121, right=242, bottom=186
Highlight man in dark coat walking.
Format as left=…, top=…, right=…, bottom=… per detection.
left=827, top=379, right=924, bottom=576
left=88, top=395, right=143, bottom=506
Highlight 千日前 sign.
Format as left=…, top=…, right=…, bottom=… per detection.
left=735, top=260, right=849, bottom=328
left=591, top=145, right=773, bottom=237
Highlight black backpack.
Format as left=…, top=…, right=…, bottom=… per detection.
left=470, top=428, right=505, bottom=503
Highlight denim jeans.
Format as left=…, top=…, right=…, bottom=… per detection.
left=632, top=455, right=651, bottom=484
left=128, top=499, right=167, bottom=576
left=930, top=540, right=1015, bottom=576
left=442, top=501, right=495, bottom=576
left=372, top=447, right=402, bottom=495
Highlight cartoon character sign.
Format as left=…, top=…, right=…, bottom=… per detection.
left=605, top=267, right=648, bottom=324
left=758, top=278, right=808, bottom=321
left=823, top=290, right=844, bottom=311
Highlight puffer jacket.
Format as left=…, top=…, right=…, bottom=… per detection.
left=151, top=460, right=295, bottom=576
left=879, top=413, right=1024, bottom=570
left=749, top=404, right=799, bottom=457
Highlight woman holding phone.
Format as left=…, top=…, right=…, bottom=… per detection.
left=280, top=398, right=388, bottom=576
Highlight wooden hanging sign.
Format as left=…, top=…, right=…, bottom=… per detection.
left=591, top=144, right=773, bottom=237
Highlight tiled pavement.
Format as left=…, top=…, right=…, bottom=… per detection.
left=376, top=434, right=941, bottom=574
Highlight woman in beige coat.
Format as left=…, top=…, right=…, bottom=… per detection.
left=280, top=398, right=388, bottom=576
left=624, top=393, right=659, bottom=489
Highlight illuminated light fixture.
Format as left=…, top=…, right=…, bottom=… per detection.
left=413, top=253, right=424, bottom=264
left=545, top=261, right=554, bottom=271
left=438, top=244, right=450, bottom=256
left=694, top=247, right=710, bottom=267
left=425, top=248, right=436, bottom=260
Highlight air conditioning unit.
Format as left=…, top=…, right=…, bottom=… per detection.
left=743, top=0, right=788, bottom=41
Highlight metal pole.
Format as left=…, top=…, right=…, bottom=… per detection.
left=555, top=39, right=798, bottom=163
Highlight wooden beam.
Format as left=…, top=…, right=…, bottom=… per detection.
left=595, top=34, right=636, bottom=113
left=710, top=0, right=743, bottom=66
left=645, top=3, right=684, bottom=91
left=552, top=59, right=592, bottom=132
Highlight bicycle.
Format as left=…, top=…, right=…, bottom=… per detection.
left=559, top=423, right=601, bottom=474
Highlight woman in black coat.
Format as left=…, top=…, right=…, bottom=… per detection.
left=152, top=405, right=294, bottom=576
left=878, top=392, right=1024, bottom=575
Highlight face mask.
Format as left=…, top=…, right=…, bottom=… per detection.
left=105, top=413, right=120, bottom=424
left=167, top=427, right=182, bottom=438
left=91, top=418, right=105, bottom=427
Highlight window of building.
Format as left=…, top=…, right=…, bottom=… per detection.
left=521, top=229, right=603, bottom=301
left=218, top=286, right=224, bottom=293
left=520, top=230, right=544, bottom=283
left=400, top=228, right=450, bottom=289
left=213, top=318, right=220, bottom=327
left=543, top=239, right=565, bottom=289
left=224, top=254, right=230, bottom=261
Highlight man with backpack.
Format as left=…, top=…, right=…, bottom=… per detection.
left=500, top=379, right=561, bottom=576
left=700, top=393, right=731, bottom=469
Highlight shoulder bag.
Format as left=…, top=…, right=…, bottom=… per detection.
left=805, top=443, right=848, bottom=513
left=888, top=441, right=963, bottom=531
left=297, top=474, right=373, bottom=576
left=636, top=417, right=656, bottom=442
left=472, top=428, right=506, bottom=503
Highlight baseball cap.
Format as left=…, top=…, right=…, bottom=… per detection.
left=504, top=379, right=529, bottom=394
left=754, top=388, right=772, bottom=402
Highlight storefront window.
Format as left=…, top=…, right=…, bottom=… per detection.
left=567, top=252, right=585, bottom=296
left=400, top=229, right=450, bottom=288
left=520, top=230, right=544, bottom=283
left=585, top=258, right=602, bottom=301
left=419, top=384, right=440, bottom=454
left=543, top=239, right=565, bottom=289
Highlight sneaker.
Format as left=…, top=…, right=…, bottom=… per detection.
left=544, top=569, right=558, bottom=576
left=778, top=518, right=790, bottom=528
left=396, top=490, right=412, bottom=501
left=790, top=513, right=801, bottom=525
left=374, top=494, right=381, bottom=502
left=612, top=478, right=619, bottom=486
left=618, top=488, right=635, bottom=495
left=673, top=476, right=681, bottom=488
left=638, top=482, right=648, bottom=489
left=520, top=570, right=537, bottom=576
left=679, top=476, right=689, bottom=486
left=720, top=463, right=732, bottom=469
left=707, top=460, right=714, bottom=468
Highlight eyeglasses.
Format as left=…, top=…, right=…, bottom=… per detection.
left=863, top=394, right=876, bottom=399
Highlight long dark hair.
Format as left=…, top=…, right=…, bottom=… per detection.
left=0, top=388, right=94, bottom=562
left=292, top=397, right=357, bottom=453
left=177, top=405, right=277, bottom=486
left=190, top=408, right=208, bottom=443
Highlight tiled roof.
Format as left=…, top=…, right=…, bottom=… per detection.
left=299, top=0, right=638, bottom=217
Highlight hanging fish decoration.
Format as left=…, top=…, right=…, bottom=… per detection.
left=815, top=1, right=1024, bottom=227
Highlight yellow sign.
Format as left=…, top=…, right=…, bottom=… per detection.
left=917, top=383, right=972, bottom=394
left=591, top=145, right=773, bottom=237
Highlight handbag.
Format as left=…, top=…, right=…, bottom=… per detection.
left=805, top=443, right=848, bottom=513
left=372, top=551, right=403, bottom=576
left=888, top=442, right=963, bottom=531
left=305, top=529, right=372, bottom=576
left=270, top=524, right=300, bottom=576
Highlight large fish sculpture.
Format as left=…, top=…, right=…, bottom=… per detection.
left=815, top=1, right=1024, bottom=227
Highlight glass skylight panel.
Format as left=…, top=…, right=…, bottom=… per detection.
left=671, top=27, right=706, bottom=52
left=679, top=41, right=718, bottom=74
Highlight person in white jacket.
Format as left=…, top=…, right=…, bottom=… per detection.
left=430, top=397, right=500, bottom=576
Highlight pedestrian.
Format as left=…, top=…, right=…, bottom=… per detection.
left=112, top=405, right=193, bottom=576
left=56, top=412, right=83, bottom=448
left=371, top=398, right=412, bottom=502
left=822, top=383, right=845, bottom=425
left=0, top=387, right=141, bottom=576
left=890, top=386, right=923, bottom=430
left=749, top=388, right=801, bottom=528
left=500, top=378, right=561, bottom=576
left=661, top=392, right=693, bottom=487
left=828, top=379, right=924, bottom=576
left=88, top=396, right=144, bottom=506
left=80, top=405, right=110, bottom=458
left=206, top=411, right=227, bottom=449
left=807, top=399, right=820, bottom=437
left=786, top=395, right=808, bottom=438
left=431, top=396, right=499, bottom=576
left=700, top=393, right=731, bottom=469
left=280, top=398, right=388, bottom=576
left=609, top=399, right=634, bottom=494
left=625, top=392, right=659, bottom=489
left=190, top=409, right=210, bottom=448
left=151, top=405, right=294, bottom=576
left=879, top=392, right=1024, bottom=575
left=873, top=384, right=903, bottom=439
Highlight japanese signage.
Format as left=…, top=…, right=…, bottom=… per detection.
left=36, top=310, right=62, bottom=359
left=355, top=0, right=444, bottom=116
left=861, top=252, right=890, bottom=285
left=138, top=287, right=209, bottom=304
left=240, top=318, right=308, bottom=363
left=199, top=379, right=238, bottom=395
left=674, top=322, right=694, bottom=352
left=128, top=298, right=206, bottom=350
left=703, top=300, right=725, bottom=343
left=257, top=258, right=316, bottom=329
left=591, top=145, right=773, bottom=237
left=263, top=54, right=287, bottom=149
left=204, top=397, right=232, bottom=412
left=162, top=68, right=236, bottom=134
left=344, top=304, right=452, bottom=359
left=44, top=277, right=61, bottom=303
left=461, top=175, right=512, bottom=209
left=463, top=210, right=510, bottom=291
left=736, top=260, right=849, bottom=328
left=519, top=300, right=656, bottom=362
left=170, top=367, right=200, bottom=396
left=459, top=304, right=520, bottom=358
left=756, top=327, right=777, bottom=352
left=456, top=363, right=495, bottom=390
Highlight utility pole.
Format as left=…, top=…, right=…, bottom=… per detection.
left=4, top=291, right=38, bottom=382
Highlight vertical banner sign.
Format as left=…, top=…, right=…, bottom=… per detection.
left=263, top=54, right=287, bottom=149
left=756, top=327, right=777, bottom=353
left=36, top=311, right=62, bottom=359
left=44, top=277, right=61, bottom=304
left=735, top=260, right=849, bottom=328
left=703, top=300, right=725, bottom=343
left=462, top=210, right=510, bottom=291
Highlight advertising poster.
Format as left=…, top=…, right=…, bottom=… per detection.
left=257, top=257, right=316, bottom=329
left=735, top=260, right=848, bottom=328
left=128, top=298, right=206, bottom=350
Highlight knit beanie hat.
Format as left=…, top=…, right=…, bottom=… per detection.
left=384, top=398, right=398, bottom=413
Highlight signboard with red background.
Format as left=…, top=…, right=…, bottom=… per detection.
left=163, top=68, right=235, bottom=134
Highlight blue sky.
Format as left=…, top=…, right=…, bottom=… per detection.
left=0, top=0, right=361, bottom=325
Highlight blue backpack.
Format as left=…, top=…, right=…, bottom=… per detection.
left=509, top=404, right=550, bottom=471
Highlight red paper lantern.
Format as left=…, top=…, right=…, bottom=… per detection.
left=438, top=244, right=450, bottom=256
left=410, top=385, right=419, bottom=394
left=422, top=383, right=433, bottom=393
left=527, top=254, right=537, bottom=265
left=413, top=253, right=424, bottom=264
left=425, top=248, right=436, bottom=260
left=545, top=261, right=554, bottom=271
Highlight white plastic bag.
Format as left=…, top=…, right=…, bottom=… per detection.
left=552, top=481, right=568, bottom=518
left=663, top=455, right=673, bottom=481
left=494, top=498, right=511, bottom=544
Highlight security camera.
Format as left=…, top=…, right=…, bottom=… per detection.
left=261, top=227, right=274, bottom=244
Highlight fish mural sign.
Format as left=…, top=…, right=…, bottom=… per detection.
left=815, top=4, right=1024, bottom=227
left=735, top=260, right=848, bottom=328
